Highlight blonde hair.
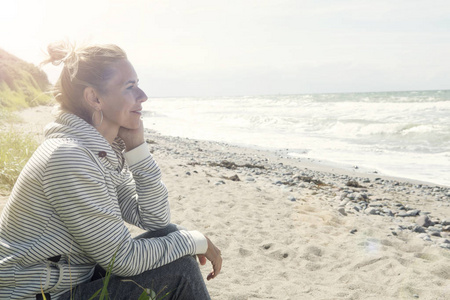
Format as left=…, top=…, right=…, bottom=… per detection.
left=41, top=41, right=127, bottom=123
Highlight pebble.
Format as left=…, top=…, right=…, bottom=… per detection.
left=437, top=238, right=449, bottom=244
left=397, top=210, right=420, bottom=217
left=338, top=207, right=347, bottom=216
left=339, top=200, right=349, bottom=207
left=365, top=208, right=379, bottom=215
left=351, top=205, right=361, bottom=212
left=412, top=225, right=426, bottom=233
left=427, top=226, right=442, bottom=233
left=381, top=208, right=394, bottom=216
left=415, top=215, right=434, bottom=228
left=417, top=233, right=432, bottom=242
left=439, top=243, right=450, bottom=249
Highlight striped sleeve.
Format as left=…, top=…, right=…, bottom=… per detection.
left=118, top=143, right=170, bottom=231
left=42, top=143, right=201, bottom=276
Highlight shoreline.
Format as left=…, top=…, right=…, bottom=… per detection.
left=2, top=106, right=450, bottom=299
left=147, top=128, right=448, bottom=189
left=232, top=142, right=446, bottom=188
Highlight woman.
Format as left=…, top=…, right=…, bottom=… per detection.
left=0, top=42, right=222, bottom=299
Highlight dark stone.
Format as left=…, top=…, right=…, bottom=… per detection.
left=416, top=215, right=434, bottom=228
left=430, top=231, right=442, bottom=237
left=412, top=226, right=426, bottom=233
left=229, top=175, right=240, bottom=181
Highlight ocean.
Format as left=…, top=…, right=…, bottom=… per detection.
left=142, top=90, right=450, bottom=187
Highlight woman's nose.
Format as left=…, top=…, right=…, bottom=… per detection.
left=137, top=87, right=148, bottom=102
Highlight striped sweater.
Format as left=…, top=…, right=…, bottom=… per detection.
left=0, top=113, right=207, bottom=299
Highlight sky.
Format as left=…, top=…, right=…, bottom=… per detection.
left=1, top=0, right=450, bottom=97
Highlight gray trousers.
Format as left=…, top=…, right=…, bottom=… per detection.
left=58, top=224, right=211, bottom=300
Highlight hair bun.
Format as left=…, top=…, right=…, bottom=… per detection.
left=42, top=41, right=76, bottom=67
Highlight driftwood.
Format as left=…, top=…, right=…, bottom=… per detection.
left=346, top=180, right=365, bottom=188
left=209, top=160, right=265, bottom=170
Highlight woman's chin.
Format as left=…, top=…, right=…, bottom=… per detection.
left=124, top=122, right=141, bottom=130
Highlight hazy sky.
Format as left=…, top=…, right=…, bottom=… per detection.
left=1, top=0, right=449, bottom=97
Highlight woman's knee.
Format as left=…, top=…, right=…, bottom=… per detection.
left=134, top=223, right=181, bottom=239
left=161, top=255, right=200, bottom=277
left=177, top=255, right=199, bottom=271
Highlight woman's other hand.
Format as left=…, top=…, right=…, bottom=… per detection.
left=119, top=119, right=145, bottom=151
left=197, top=237, right=222, bottom=280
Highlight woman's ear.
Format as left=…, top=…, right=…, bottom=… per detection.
left=83, top=87, right=101, bottom=110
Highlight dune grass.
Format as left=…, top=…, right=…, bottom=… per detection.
left=0, top=107, right=22, bottom=124
left=0, top=122, right=39, bottom=190
left=0, top=48, right=54, bottom=189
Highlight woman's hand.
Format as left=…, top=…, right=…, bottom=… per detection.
left=118, top=120, right=145, bottom=151
left=197, top=237, right=222, bottom=280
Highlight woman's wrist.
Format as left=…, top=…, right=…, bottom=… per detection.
left=188, top=230, right=208, bottom=254
left=124, top=138, right=145, bottom=151
left=123, top=142, right=151, bottom=166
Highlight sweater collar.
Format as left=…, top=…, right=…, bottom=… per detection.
left=44, top=113, right=126, bottom=171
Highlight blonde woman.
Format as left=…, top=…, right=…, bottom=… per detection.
left=0, top=42, right=221, bottom=300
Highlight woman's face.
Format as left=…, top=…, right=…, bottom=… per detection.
left=98, top=59, right=147, bottom=133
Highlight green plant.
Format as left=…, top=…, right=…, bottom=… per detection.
left=86, top=249, right=171, bottom=300
left=121, top=280, right=171, bottom=300
left=87, top=249, right=118, bottom=300
left=0, top=127, right=39, bottom=189
left=0, top=108, right=22, bottom=124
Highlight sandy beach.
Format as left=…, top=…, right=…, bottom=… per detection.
left=1, top=106, right=450, bottom=299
